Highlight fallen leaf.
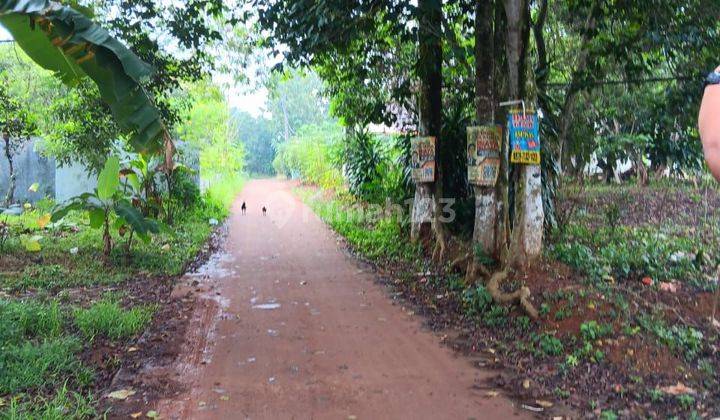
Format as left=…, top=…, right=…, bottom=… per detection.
left=146, top=410, right=159, bottom=418
left=486, top=390, right=499, bottom=397
left=220, top=395, right=230, bottom=401
left=661, top=382, right=696, bottom=396
left=522, top=379, right=530, bottom=389
left=37, top=214, right=51, bottom=229
left=535, top=400, right=553, bottom=408
left=130, top=412, right=143, bottom=419
left=161, top=244, right=171, bottom=251
left=128, top=346, right=139, bottom=353
left=28, top=183, right=39, bottom=193
left=107, top=389, right=135, bottom=400
left=23, top=235, right=42, bottom=252
left=641, top=277, right=653, bottom=286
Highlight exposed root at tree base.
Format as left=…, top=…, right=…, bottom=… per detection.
left=487, top=270, right=538, bottom=320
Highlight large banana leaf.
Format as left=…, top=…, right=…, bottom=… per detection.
left=0, top=0, right=165, bottom=154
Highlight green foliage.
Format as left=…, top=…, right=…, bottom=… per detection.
left=1, top=383, right=97, bottom=420
left=343, top=130, right=412, bottom=204
left=52, top=156, right=160, bottom=255
left=73, top=300, right=154, bottom=341
left=177, top=80, right=245, bottom=204
left=552, top=223, right=701, bottom=284
left=638, top=315, right=704, bottom=360
left=537, top=333, right=564, bottom=357
left=0, top=0, right=165, bottom=153
left=300, top=188, right=420, bottom=263
left=483, top=305, right=509, bottom=327
left=0, top=300, right=63, bottom=342
left=0, top=338, right=93, bottom=395
left=462, top=285, right=493, bottom=317
left=274, top=123, right=344, bottom=190
left=580, top=321, right=613, bottom=342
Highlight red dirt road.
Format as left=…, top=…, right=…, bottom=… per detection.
left=157, top=179, right=528, bottom=419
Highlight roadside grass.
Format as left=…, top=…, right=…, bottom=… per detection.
left=74, top=299, right=155, bottom=341
left=296, top=188, right=422, bottom=263
left=0, top=191, right=233, bottom=418
left=298, top=181, right=720, bottom=417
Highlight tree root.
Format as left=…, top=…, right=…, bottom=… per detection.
left=431, top=230, right=447, bottom=265
left=465, top=256, right=491, bottom=284
left=450, top=252, right=471, bottom=272
left=486, top=270, right=539, bottom=320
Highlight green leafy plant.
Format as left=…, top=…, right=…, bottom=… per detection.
left=51, top=156, right=159, bottom=257
left=538, top=333, right=564, bottom=356
left=462, top=285, right=493, bottom=317
left=580, top=321, right=613, bottom=341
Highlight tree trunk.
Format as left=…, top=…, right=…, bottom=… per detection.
left=504, top=0, right=543, bottom=267
left=3, top=136, right=15, bottom=206
left=472, top=0, right=498, bottom=259
left=556, top=1, right=600, bottom=173
left=412, top=0, right=445, bottom=262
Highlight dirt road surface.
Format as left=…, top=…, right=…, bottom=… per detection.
left=156, top=179, right=528, bottom=419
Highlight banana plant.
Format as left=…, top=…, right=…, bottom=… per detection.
left=51, top=156, right=159, bottom=257
left=0, top=0, right=167, bottom=154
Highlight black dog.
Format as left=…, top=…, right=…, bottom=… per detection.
left=262, top=206, right=267, bottom=216
left=241, top=202, right=246, bottom=215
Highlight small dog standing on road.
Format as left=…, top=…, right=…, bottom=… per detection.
left=241, top=202, right=247, bottom=215
left=262, top=206, right=267, bottom=216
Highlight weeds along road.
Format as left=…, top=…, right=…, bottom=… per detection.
left=157, top=179, right=529, bottom=419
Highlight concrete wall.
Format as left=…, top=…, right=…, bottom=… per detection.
left=0, top=138, right=55, bottom=203
left=55, top=162, right=97, bottom=203
left=0, top=139, right=97, bottom=204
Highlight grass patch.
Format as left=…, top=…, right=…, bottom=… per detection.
left=0, top=337, right=93, bottom=395
left=297, top=188, right=421, bottom=263
left=74, top=300, right=155, bottom=341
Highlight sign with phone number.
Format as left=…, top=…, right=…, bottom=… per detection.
left=508, top=110, right=541, bottom=165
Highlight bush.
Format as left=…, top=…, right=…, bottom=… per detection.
left=74, top=300, right=154, bottom=341
left=274, top=123, right=345, bottom=190
left=170, top=167, right=201, bottom=208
